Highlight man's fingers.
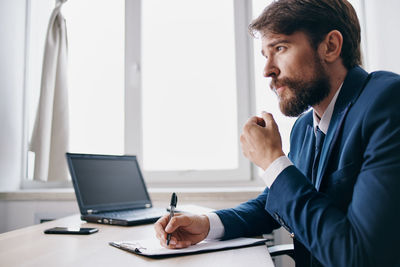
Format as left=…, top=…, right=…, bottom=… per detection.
left=165, top=214, right=191, bottom=233
left=247, top=116, right=259, bottom=124
left=243, top=117, right=259, bottom=136
left=240, top=134, right=253, bottom=158
left=247, top=116, right=266, bottom=127
left=167, top=236, right=191, bottom=249
left=240, top=134, right=250, bottom=148
left=159, top=235, right=177, bottom=248
left=155, top=214, right=169, bottom=229
left=255, top=116, right=266, bottom=127
left=261, top=111, right=280, bottom=132
left=159, top=235, right=190, bottom=249
left=155, top=231, right=167, bottom=242
left=261, top=111, right=275, bottom=124
left=244, top=112, right=275, bottom=136
left=154, top=214, right=170, bottom=240
left=173, top=240, right=192, bottom=249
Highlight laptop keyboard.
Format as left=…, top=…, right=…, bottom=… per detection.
left=101, top=208, right=166, bottom=219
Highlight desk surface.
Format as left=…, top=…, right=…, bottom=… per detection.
left=0, top=214, right=274, bottom=267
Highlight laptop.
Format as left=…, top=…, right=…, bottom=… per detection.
left=66, top=153, right=166, bottom=226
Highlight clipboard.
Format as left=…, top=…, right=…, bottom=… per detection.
left=109, top=237, right=268, bottom=258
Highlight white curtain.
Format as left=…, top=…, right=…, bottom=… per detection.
left=30, top=0, right=69, bottom=182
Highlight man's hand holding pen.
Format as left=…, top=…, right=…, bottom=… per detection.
left=154, top=194, right=211, bottom=249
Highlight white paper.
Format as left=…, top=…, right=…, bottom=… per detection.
left=110, top=237, right=267, bottom=256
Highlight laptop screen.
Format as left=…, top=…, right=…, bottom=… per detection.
left=66, top=153, right=152, bottom=213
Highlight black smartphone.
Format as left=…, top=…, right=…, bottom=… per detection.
left=44, top=227, right=98, bottom=235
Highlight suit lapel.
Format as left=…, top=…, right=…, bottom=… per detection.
left=315, top=105, right=350, bottom=190
left=315, top=67, right=370, bottom=190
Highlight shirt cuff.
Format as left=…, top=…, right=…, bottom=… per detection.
left=262, top=156, right=293, bottom=188
left=205, top=212, right=225, bottom=240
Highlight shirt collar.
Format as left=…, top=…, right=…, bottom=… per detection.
left=313, top=83, right=343, bottom=135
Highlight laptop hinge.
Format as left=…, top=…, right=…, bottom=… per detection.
left=87, top=209, right=97, bottom=214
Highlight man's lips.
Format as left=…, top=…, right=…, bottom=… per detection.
left=270, top=80, right=287, bottom=95
left=272, top=85, right=286, bottom=96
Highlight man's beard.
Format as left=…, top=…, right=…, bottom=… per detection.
left=271, top=56, right=331, bottom=117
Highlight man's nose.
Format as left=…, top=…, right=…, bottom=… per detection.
left=263, top=59, right=280, bottom=78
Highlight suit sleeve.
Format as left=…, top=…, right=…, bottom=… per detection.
left=266, top=79, right=400, bottom=267
left=215, top=187, right=281, bottom=240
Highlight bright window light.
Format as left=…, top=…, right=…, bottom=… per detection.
left=141, top=0, right=238, bottom=171
left=63, top=0, right=125, bottom=155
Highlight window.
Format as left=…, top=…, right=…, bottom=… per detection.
left=63, top=0, right=125, bottom=155
left=128, top=0, right=252, bottom=183
left=141, top=0, right=237, bottom=171
left=24, top=0, right=254, bottom=185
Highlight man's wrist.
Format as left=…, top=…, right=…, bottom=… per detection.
left=205, top=213, right=224, bottom=240
left=262, top=156, right=293, bottom=188
left=200, top=214, right=211, bottom=237
left=261, top=150, right=285, bottom=170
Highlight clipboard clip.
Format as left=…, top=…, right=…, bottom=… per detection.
left=120, top=242, right=147, bottom=253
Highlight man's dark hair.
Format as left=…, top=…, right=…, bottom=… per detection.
left=249, top=0, right=361, bottom=69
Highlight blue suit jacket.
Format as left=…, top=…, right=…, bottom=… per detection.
left=215, top=67, right=400, bottom=267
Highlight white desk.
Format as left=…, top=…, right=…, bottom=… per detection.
left=0, top=214, right=274, bottom=266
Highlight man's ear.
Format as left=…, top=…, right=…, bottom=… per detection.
left=319, top=30, right=343, bottom=63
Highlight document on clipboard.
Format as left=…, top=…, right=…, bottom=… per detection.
left=109, top=237, right=268, bottom=258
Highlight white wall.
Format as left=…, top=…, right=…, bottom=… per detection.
left=0, top=200, right=78, bottom=233
left=0, top=0, right=26, bottom=191
left=364, top=0, right=400, bottom=73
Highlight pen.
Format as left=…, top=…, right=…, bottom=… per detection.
left=166, top=192, right=178, bottom=246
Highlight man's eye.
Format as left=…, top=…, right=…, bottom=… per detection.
left=276, top=46, right=285, bottom=52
